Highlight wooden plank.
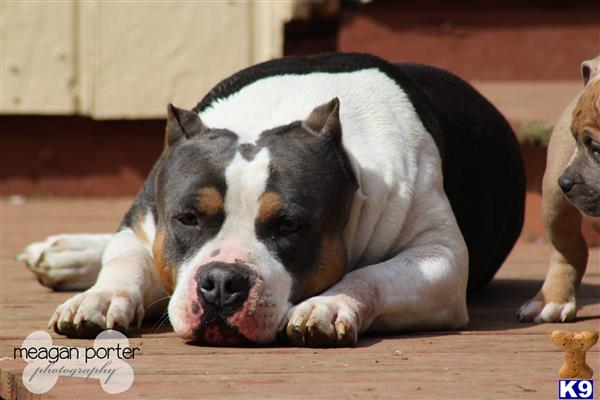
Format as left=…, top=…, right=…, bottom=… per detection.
left=1, top=198, right=598, bottom=399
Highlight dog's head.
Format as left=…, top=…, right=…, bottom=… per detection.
left=152, top=99, right=357, bottom=345
left=559, top=56, right=600, bottom=217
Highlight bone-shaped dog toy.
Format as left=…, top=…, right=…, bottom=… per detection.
left=551, top=330, right=599, bottom=379
left=20, top=330, right=134, bottom=394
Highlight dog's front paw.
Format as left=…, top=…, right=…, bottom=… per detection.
left=282, top=295, right=360, bottom=347
left=17, top=234, right=109, bottom=290
left=517, top=293, right=576, bottom=323
left=49, top=289, right=144, bottom=338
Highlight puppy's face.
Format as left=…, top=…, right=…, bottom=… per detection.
left=153, top=100, right=357, bottom=345
left=561, top=80, right=600, bottom=216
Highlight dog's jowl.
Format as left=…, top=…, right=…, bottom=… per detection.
left=20, top=53, right=525, bottom=346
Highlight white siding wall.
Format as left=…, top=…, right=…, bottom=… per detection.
left=0, top=1, right=296, bottom=118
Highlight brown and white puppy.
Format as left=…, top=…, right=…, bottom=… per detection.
left=19, top=53, right=525, bottom=346
left=518, top=55, right=600, bottom=323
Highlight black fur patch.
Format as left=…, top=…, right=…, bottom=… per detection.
left=400, top=63, right=525, bottom=288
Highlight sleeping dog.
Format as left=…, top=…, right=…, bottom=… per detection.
left=18, top=53, right=525, bottom=346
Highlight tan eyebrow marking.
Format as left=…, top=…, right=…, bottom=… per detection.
left=258, top=192, right=282, bottom=222
left=196, top=187, right=224, bottom=216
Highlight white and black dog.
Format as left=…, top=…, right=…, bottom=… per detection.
left=19, top=53, right=525, bottom=346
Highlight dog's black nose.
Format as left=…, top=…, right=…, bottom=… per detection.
left=558, top=175, right=575, bottom=193
left=196, top=262, right=251, bottom=310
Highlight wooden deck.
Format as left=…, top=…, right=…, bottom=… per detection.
left=1, top=198, right=598, bottom=399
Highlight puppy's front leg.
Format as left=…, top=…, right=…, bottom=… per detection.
left=49, top=228, right=166, bottom=338
left=517, top=182, right=587, bottom=322
left=284, top=238, right=469, bottom=347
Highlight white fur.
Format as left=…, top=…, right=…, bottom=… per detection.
left=140, top=211, right=157, bottom=252
left=221, top=149, right=271, bottom=238
left=201, top=69, right=469, bottom=333
left=48, top=213, right=166, bottom=334
left=517, top=299, right=577, bottom=323
left=17, top=233, right=112, bottom=290
left=565, top=146, right=579, bottom=169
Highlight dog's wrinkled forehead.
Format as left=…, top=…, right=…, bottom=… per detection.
left=158, top=123, right=340, bottom=211
left=159, top=132, right=234, bottom=204
left=156, top=100, right=354, bottom=220
left=572, top=80, right=600, bottom=138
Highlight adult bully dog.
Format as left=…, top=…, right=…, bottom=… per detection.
left=518, top=55, right=600, bottom=323
left=19, top=53, right=525, bottom=346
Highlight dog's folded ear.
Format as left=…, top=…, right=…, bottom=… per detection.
left=165, top=104, right=207, bottom=148
left=303, top=97, right=342, bottom=145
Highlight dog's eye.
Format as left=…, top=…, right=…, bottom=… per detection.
left=175, top=213, right=198, bottom=227
left=278, top=218, right=302, bottom=234
left=583, top=133, right=600, bottom=160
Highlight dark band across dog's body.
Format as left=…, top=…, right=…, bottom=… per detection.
left=403, top=63, right=525, bottom=288
left=37, top=53, right=525, bottom=345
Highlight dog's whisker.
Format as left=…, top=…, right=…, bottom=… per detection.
left=153, top=317, right=170, bottom=334
left=151, top=311, right=171, bottom=333
left=146, top=295, right=171, bottom=310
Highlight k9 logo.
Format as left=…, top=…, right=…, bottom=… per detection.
left=559, top=380, right=594, bottom=400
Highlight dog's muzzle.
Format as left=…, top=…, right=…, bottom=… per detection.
left=195, top=261, right=252, bottom=313
left=191, top=261, right=255, bottom=345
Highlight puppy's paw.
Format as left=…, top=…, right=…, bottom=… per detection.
left=17, top=234, right=109, bottom=290
left=49, top=289, right=144, bottom=338
left=282, top=295, right=360, bottom=347
left=517, top=294, right=577, bottom=323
